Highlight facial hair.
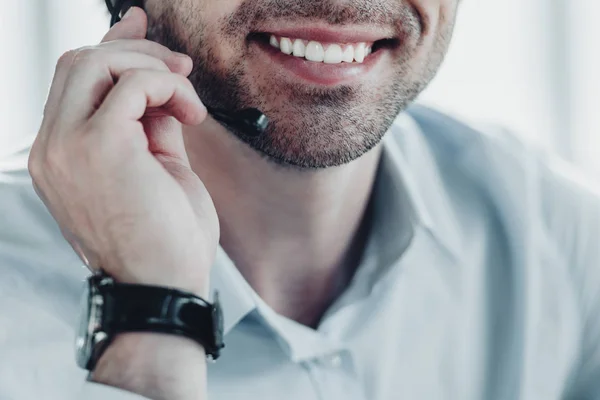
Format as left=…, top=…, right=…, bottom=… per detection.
left=146, top=0, right=454, bottom=169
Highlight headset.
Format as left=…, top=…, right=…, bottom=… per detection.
left=105, top=0, right=142, bottom=27
left=104, top=0, right=269, bottom=137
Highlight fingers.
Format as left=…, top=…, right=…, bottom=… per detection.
left=98, top=39, right=192, bottom=74
left=35, top=5, right=204, bottom=177
left=56, top=49, right=188, bottom=127
left=102, top=6, right=147, bottom=42
left=42, top=7, right=147, bottom=128
left=98, top=6, right=191, bottom=73
left=94, top=68, right=206, bottom=126
left=43, top=45, right=190, bottom=131
left=41, top=9, right=191, bottom=135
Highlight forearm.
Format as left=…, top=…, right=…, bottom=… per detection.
left=92, top=333, right=208, bottom=400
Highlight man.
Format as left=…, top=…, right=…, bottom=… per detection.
left=0, top=0, right=598, bottom=398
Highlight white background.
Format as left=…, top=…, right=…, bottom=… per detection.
left=1, top=0, right=598, bottom=175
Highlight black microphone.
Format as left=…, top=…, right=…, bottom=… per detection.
left=205, top=106, right=269, bottom=138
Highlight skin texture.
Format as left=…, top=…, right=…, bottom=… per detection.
left=145, top=0, right=457, bottom=168
left=29, top=1, right=459, bottom=399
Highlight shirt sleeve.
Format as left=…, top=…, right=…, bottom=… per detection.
left=0, top=169, right=152, bottom=400
left=78, top=382, right=151, bottom=400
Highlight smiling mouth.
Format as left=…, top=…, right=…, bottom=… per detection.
left=248, top=32, right=399, bottom=65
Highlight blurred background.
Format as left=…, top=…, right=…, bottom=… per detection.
left=1, top=0, right=598, bottom=176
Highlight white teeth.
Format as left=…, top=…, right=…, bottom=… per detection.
left=269, top=35, right=372, bottom=64
left=324, top=44, right=343, bottom=64
left=342, top=45, right=355, bottom=63
left=305, top=41, right=325, bottom=62
left=354, top=43, right=366, bottom=63
left=292, top=39, right=306, bottom=57
left=280, top=37, right=293, bottom=55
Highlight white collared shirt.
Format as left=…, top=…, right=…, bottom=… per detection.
left=1, top=106, right=599, bottom=400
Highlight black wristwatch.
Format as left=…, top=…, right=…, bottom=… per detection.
left=75, top=271, right=224, bottom=371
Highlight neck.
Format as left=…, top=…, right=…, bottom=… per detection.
left=183, top=119, right=381, bottom=327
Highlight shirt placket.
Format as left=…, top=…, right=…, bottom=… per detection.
left=300, top=349, right=367, bottom=400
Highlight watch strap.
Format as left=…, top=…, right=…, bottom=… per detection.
left=99, top=282, right=224, bottom=359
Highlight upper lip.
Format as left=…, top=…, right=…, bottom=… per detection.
left=255, top=25, right=396, bottom=44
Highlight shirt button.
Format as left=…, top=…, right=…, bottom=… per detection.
left=321, top=353, right=343, bottom=368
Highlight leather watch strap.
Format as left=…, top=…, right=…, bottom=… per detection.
left=99, top=283, right=224, bottom=359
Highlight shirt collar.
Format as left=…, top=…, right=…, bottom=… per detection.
left=377, top=110, right=462, bottom=263
left=209, top=246, right=257, bottom=334
left=209, top=109, right=462, bottom=335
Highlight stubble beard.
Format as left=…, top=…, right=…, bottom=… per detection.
left=146, top=1, right=454, bottom=169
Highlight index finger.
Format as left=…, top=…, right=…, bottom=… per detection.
left=101, top=6, right=147, bottom=43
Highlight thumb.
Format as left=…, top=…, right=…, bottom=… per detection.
left=101, top=6, right=147, bottom=43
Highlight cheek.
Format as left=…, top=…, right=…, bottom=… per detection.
left=196, top=0, right=249, bottom=66
left=199, top=0, right=244, bottom=22
left=411, top=0, right=457, bottom=37
left=409, top=0, right=457, bottom=56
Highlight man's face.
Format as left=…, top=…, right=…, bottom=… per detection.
left=145, top=0, right=458, bottom=168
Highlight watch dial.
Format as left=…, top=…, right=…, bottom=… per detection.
left=75, top=280, right=91, bottom=369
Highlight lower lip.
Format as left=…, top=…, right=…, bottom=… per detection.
left=252, top=40, right=386, bottom=86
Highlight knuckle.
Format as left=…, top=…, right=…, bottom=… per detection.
left=119, top=68, right=142, bottom=82
left=132, top=53, right=170, bottom=72
left=117, top=71, right=142, bottom=89
left=56, top=50, right=76, bottom=69
left=168, top=72, right=189, bottom=89
left=180, top=74, right=195, bottom=89
left=96, top=41, right=172, bottom=71
left=27, top=151, right=42, bottom=181
left=70, top=47, right=98, bottom=68
left=119, top=68, right=148, bottom=86
left=103, top=38, right=174, bottom=61
left=119, top=68, right=161, bottom=87
left=152, top=57, right=170, bottom=71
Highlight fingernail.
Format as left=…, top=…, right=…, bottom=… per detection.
left=173, top=51, right=190, bottom=59
left=122, top=7, right=134, bottom=21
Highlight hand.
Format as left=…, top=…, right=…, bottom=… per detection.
left=28, top=7, right=219, bottom=297
left=28, top=8, right=215, bottom=399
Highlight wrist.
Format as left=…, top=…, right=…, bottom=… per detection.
left=99, top=231, right=216, bottom=299
left=91, top=333, right=208, bottom=400
left=103, top=258, right=212, bottom=299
